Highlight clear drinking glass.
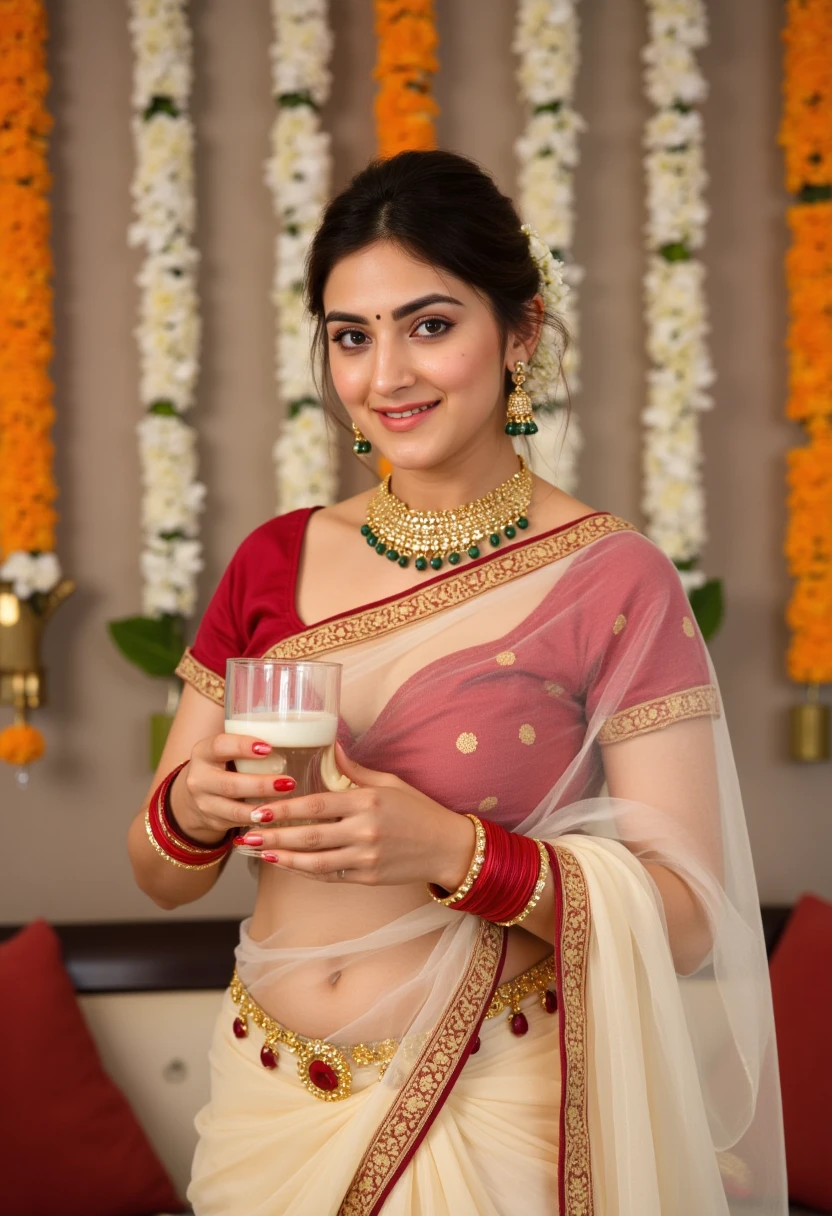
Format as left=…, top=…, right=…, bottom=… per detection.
left=225, top=659, right=343, bottom=858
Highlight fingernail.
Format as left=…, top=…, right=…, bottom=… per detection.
left=252, top=742, right=272, bottom=756
left=273, top=776, right=296, bottom=792
left=261, top=851, right=279, bottom=864
left=233, top=836, right=247, bottom=846
left=243, top=833, right=263, bottom=846
left=250, top=808, right=274, bottom=824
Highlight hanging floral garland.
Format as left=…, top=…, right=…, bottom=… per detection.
left=268, top=0, right=336, bottom=514
left=642, top=0, right=722, bottom=638
left=779, top=0, right=832, bottom=757
left=374, top=0, right=439, bottom=159
left=513, top=0, right=585, bottom=494
left=0, top=0, right=73, bottom=770
left=109, top=0, right=204, bottom=731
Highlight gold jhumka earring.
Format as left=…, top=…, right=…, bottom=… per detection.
left=352, top=423, right=372, bottom=455
left=505, top=361, right=538, bottom=436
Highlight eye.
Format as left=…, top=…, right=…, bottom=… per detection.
left=331, top=328, right=370, bottom=350
left=413, top=317, right=452, bottom=338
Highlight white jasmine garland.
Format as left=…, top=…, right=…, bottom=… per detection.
left=642, top=0, right=714, bottom=567
left=128, top=0, right=204, bottom=620
left=266, top=1, right=336, bottom=513
left=514, top=0, right=585, bottom=494
left=0, top=551, right=62, bottom=601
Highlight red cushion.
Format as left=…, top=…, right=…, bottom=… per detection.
left=0, top=920, right=184, bottom=1216
left=770, top=893, right=832, bottom=1214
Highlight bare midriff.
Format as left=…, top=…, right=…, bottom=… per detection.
left=246, top=865, right=552, bottom=1040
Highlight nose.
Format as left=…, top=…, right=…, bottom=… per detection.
left=370, top=333, right=417, bottom=399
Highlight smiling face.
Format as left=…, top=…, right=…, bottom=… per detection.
left=322, top=241, right=534, bottom=472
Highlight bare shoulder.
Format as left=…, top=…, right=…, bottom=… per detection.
left=528, top=475, right=606, bottom=535
left=306, top=489, right=373, bottom=549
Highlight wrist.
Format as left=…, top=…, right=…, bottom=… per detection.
left=432, top=812, right=477, bottom=893
left=167, top=766, right=228, bottom=847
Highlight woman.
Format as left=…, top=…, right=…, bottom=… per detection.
left=128, top=150, right=787, bottom=1215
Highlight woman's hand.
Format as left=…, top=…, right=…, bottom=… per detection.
left=169, top=732, right=299, bottom=846
left=235, top=742, right=476, bottom=890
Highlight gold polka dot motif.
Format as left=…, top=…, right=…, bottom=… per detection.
left=519, top=724, right=536, bottom=745
left=613, top=614, right=627, bottom=635
left=495, top=651, right=516, bottom=666
left=478, top=796, right=498, bottom=813
left=682, top=616, right=695, bottom=638
left=544, top=681, right=564, bottom=698
left=456, top=732, right=478, bottom=755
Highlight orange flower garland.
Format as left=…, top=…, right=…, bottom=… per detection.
left=779, top=0, right=832, bottom=691
left=373, top=0, right=439, bottom=159
left=0, top=0, right=56, bottom=558
left=0, top=0, right=56, bottom=766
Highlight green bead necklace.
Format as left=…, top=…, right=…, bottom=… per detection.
left=360, top=456, right=533, bottom=572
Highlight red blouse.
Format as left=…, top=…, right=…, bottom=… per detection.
left=178, top=509, right=718, bottom=828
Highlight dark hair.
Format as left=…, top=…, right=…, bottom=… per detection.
left=304, top=149, right=568, bottom=424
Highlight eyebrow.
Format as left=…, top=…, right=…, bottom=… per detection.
left=324, top=293, right=465, bottom=325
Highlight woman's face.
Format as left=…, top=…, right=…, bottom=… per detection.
left=322, top=240, right=533, bottom=471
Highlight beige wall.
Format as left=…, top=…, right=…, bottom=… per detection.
left=1, top=0, right=827, bottom=925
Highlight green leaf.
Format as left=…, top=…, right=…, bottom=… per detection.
left=144, top=95, right=180, bottom=121
left=689, top=578, right=724, bottom=641
left=149, top=399, right=179, bottom=416
left=278, top=90, right=318, bottom=111
left=108, top=614, right=185, bottom=677
left=660, top=241, right=691, bottom=263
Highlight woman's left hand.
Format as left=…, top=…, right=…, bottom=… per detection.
left=234, top=742, right=475, bottom=890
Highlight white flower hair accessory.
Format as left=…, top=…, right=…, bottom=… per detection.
left=520, top=223, right=570, bottom=406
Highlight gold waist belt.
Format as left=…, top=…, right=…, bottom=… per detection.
left=229, top=953, right=557, bottom=1103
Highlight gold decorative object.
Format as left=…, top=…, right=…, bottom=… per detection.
left=0, top=579, right=74, bottom=709
left=0, top=579, right=75, bottom=769
left=789, top=685, right=830, bottom=763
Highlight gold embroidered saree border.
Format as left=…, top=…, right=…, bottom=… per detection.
left=176, top=649, right=225, bottom=706
left=338, top=919, right=504, bottom=1216
left=268, top=513, right=636, bottom=661
left=552, top=844, right=594, bottom=1216
left=597, top=683, right=721, bottom=744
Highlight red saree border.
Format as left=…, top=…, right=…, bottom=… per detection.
left=338, top=919, right=507, bottom=1216
left=548, top=842, right=594, bottom=1216
left=266, top=513, right=636, bottom=662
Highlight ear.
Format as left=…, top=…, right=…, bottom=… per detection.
left=505, top=293, right=544, bottom=374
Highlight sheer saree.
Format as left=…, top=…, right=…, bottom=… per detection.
left=178, top=510, right=787, bottom=1215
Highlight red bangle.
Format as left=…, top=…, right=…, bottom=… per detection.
left=429, top=818, right=543, bottom=925
left=145, top=763, right=233, bottom=869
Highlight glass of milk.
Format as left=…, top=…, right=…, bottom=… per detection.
left=225, top=659, right=342, bottom=857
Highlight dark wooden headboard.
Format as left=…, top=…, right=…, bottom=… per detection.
left=0, top=906, right=795, bottom=994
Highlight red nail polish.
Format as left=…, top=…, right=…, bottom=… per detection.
left=273, top=776, right=296, bottom=792
left=243, top=833, right=263, bottom=846
left=253, top=809, right=274, bottom=823
left=261, top=852, right=279, bottom=864
left=252, top=742, right=272, bottom=756
left=233, top=836, right=246, bottom=846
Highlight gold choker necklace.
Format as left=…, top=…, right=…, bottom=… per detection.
left=361, top=456, right=533, bottom=572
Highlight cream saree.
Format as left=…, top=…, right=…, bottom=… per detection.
left=183, top=513, right=788, bottom=1215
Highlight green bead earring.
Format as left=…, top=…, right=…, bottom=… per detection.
left=352, top=423, right=372, bottom=455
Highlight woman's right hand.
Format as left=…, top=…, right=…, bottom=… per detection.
left=169, top=733, right=296, bottom=846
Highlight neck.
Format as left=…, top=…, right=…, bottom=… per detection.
left=387, top=436, right=521, bottom=511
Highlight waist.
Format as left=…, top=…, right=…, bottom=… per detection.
left=229, top=952, right=557, bottom=1102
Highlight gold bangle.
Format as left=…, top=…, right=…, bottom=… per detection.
left=427, top=814, right=486, bottom=907
left=495, top=841, right=550, bottom=927
left=144, top=807, right=228, bottom=870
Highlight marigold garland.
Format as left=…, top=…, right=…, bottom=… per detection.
left=0, top=721, right=45, bottom=766
left=373, top=0, right=439, bottom=159
left=779, top=0, right=832, bottom=688
left=0, top=0, right=56, bottom=767
left=0, top=0, right=56, bottom=558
